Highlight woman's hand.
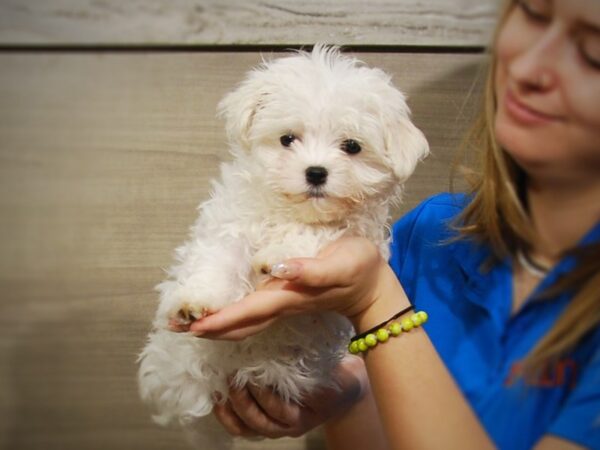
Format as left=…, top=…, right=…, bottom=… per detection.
left=189, top=237, right=409, bottom=340
left=213, top=355, right=368, bottom=439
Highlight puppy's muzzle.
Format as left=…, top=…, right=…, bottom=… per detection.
left=305, top=166, right=328, bottom=186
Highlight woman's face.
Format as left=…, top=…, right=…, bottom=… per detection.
left=494, top=0, right=600, bottom=183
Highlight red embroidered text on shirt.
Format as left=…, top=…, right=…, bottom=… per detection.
left=505, top=358, right=579, bottom=389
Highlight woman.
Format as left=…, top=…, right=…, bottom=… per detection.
left=189, top=0, right=600, bottom=448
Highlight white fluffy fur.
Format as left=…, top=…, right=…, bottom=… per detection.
left=137, top=45, right=429, bottom=449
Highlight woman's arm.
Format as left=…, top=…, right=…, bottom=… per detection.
left=351, top=260, right=587, bottom=450
left=346, top=260, right=495, bottom=450
left=323, top=373, right=389, bottom=450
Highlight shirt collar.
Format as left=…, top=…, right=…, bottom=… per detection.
left=448, top=220, right=600, bottom=310
left=537, top=220, right=600, bottom=292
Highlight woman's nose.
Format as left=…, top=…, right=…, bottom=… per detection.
left=509, top=25, right=564, bottom=91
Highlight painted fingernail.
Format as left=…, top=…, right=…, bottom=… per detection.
left=270, top=262, right=300, bottom=279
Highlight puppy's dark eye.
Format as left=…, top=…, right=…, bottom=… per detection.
left=280, top=134, right=297, bottom=148
left=341, top=139, right=362, bottom=155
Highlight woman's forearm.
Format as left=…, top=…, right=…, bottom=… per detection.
left=324, top=381, right=389, bottom=450
left=354, top=267, right=495, bottom=450
left=366, top=327, right=494, bottom=449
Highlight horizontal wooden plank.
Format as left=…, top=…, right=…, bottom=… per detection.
left=0, top=0, right=501, bottom=47
left=0, top=50, right=484, bottom=450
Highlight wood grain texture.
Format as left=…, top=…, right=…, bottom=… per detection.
left=0, top=0, right=501, bottom=47
left=0, top=50, right=484, bottom=450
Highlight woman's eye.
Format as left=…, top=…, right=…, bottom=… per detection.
left=341, top=139, right=362, bottom=155
left=579, top=35, right=600, bottom=70
left=280, top=134, right=297, bottom=147
left=517, top=0, right=551, bottom=23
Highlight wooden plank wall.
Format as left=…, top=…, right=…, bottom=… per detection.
left=0, top=0, right=499, bottom=47
left=0, top=1, right=500, bottom=449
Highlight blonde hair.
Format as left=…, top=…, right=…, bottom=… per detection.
left=454, top=0, right=600, bottom=379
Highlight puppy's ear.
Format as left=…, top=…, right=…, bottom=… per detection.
left=383, top=110, right=430, bottom=183
left=217, top=71, right=266, bottom=150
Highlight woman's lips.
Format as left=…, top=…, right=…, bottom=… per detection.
left=504, top=90, right=563, bottom=125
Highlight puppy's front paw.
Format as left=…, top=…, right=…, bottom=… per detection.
left=155, top=280, right=237, bottom=331
left=177, top=302, right=213, bottom=322
left=167, top=302, right=214, bottom=332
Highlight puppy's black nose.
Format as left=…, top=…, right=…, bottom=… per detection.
left=305, top=166, right=328, bottom=186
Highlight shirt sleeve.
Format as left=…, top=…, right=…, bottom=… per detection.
left=546, top=347, right=600, bottom=449
left=388, top=193, right=465, bottom=276
left=388, top=201, right=427, bottom=274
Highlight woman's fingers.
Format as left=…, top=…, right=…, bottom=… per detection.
left=213, top=401, right=259, bottom=438
left=167, top=319, right=190, bottom=332
left=194, top=317, right=278, bottom=341
left=216, top=358, right=367, bottom=440
left=227, top=385, right=291, bottom=438
left=189, top=285, right=305, bottom=336
left=271, top=238, right=379, bottom=288
left=246, top=384, right=305, bottom=431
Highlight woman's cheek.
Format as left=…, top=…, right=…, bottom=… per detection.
left=567, top=84, right=600, bottom=130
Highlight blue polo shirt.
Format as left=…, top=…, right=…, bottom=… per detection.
left=389, top=193, right=600, bottom=450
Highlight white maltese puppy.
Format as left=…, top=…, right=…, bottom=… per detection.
left=138, top=45, right=428, bottom=448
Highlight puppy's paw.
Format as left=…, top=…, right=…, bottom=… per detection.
left=155, top=280, right=237, bottom=331
left=167, top=303, right=214, bottom=332
left=178, top=302, right=213, bottom=322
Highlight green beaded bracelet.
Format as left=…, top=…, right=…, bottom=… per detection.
left=348, top=309, right=428, bottom=355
